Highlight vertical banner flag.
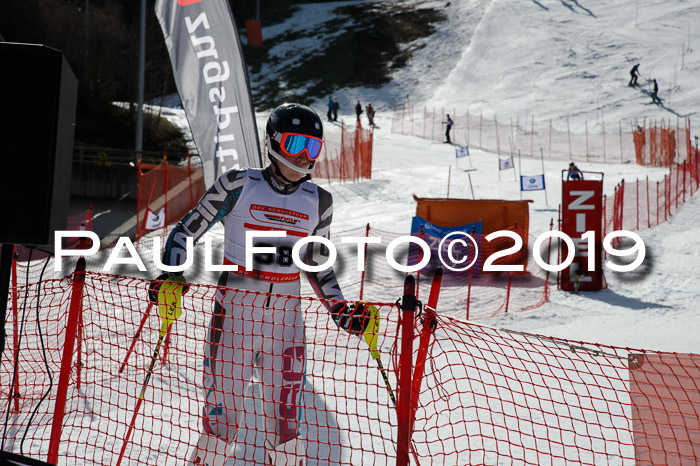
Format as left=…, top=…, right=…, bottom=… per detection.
left=499, top=156, right=514, bottom=170
left=561, top=179, right=604, bottom=291
left=520, top=174, right=545, bottom=191
left=155, top=0, right=263, bottom=189
left=455, top=146, right=470, bottom=158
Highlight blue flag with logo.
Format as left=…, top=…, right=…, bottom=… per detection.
left=408, top=216, right=483, bottom=284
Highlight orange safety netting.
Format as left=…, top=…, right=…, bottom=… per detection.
left=136, top=158, right=206, bottom=239
left=392, top=103, right=694, bottom=167
left=602, top=161, right=700, bottom=238
left=2, top=271, right=698, bottom=464
left=314, top=121, right=373, bottom=182
left=633, top=119, right=693, bottom=167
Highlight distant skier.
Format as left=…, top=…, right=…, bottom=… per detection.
left=629, top=63, right=640, bottom=86
left=444, top=114, right=454, bottom=144
left=355, top=100, right=363, bottom=122
left=566, top=162, right=584, bottom=181
left=327, top=96, right=333, bottom=121
left=332, top=96, right=339, bottom=121
left=651, top=78, right=661, bottom=104
left=366, top=103, right=375, bottom=126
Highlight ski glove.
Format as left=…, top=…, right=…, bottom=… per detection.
left=148, top=272, right=189, bottom=303
left=329, top=302, right=369, bottom=335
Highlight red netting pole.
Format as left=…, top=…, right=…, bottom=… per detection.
left=505, top=272, right=513, bottom=313
left=47, top=258, right=87, bottom=464
left=620, top=180, right=625, bottom=235
left=646, top=176, right=651, bottom=229
left=636, top=179, right=639, bottom=231
left=657, top=180, right=660, bottom=227
left=557, top=204, right=562, bottom=290
left=359, top=223, right=370, bottom=301
left=119, top=301, right=154, bottom=374
left=396, top=275, right=416, bottom=466
left=415, top=226, right=424, bottom=301
left=665, top=173, right=669, bottom=221
left=410, top=268, right=442, bottom=436
left=466, top=247, right=473, bottom=320
left=76, top=299, right=84, bottom=392
left=545, top=219, right=554, bottom=298
left=602, top=194, right=607, bottom=239
left=10, top=245, right=20, bottom=412
left=683, top=160, right=687, bottom=204
left=676, top=164, right=679, bottom=210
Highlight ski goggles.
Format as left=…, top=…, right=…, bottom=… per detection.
left=274, top=132, right=324, bottom=161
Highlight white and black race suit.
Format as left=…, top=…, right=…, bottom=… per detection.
left=162, top=167, right=345, bottom=448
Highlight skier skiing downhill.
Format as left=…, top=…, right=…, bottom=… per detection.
left=149, top=103, right=370, bottom=465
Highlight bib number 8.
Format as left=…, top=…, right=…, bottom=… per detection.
left=254, top=242, right=294, bottom=267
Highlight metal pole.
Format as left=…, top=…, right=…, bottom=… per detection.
left=135, top=0, right=146, bottom=164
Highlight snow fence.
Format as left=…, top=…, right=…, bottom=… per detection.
left=2, top=265, right=699, bottom=465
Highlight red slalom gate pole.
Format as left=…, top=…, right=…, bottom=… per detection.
left=119, top=301, right=154, bottom=374
left=396, top=275, right=417, bottom=466
left=409, top=268, right=442, bottom=436
left=47, top=258, right=87, bottom=464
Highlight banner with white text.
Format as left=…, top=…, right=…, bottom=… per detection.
left=155, top=0, right=262, bottom=189
left=561, top=179, right=604, bottom=291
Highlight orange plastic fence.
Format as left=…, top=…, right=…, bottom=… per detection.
left=3, top=271, right=698, bottom=464
left=633, top=119, right=693, bottom=167
left=136, top=158, right=205, bottom=239
left=602, top=161, right=699, bottom=238
left=392, top=103, right=693, bottom=166
left=314, top=122, right=373, bottom=182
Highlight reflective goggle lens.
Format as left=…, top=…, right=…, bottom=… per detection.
left=281, top=133, right=323, bottom=161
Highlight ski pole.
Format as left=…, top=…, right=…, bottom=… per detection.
left=116, top=276, right=185, bottom=466
left=362, top=304, right=397, bottom=406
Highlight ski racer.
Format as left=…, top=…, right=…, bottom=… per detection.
left=149, top=103, right=370, bottom=466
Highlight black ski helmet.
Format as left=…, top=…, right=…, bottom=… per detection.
left=265, top=103, right=323, bottom=176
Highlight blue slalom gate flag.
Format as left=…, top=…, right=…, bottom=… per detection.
left=408, top=216, right=483, bottom=283
left=520, top=174, right=546, bottom=191
left=455, top=146, right=470, bottom=158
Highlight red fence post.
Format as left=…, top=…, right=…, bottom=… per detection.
left=646, top=176, right=650, bottom=229
left=619, top=180, right=625, bottom=233
left=119, top=301, right=154, bottom=374
left=683, top=160, right=687, bottom=204
left=396, top=275, right=417, bottom=466
left=545, top=219, right=554, bottom=298
left=656, top=180, right=660, bottom=227
left=636, top=179, right=639, bottom=231
left=47, top=258, right=87, bottom=464
left=410, top=269, right=442, bottom=435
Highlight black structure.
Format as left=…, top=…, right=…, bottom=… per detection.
left=0, top=43, right=77, bottom=371
left=0, top=43, right=78, bottom=245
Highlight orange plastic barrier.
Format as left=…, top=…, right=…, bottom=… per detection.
left=413, top=197, right=532, bottom=269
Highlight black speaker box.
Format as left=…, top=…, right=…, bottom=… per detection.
left=0, top=43, right=78, bottom=246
